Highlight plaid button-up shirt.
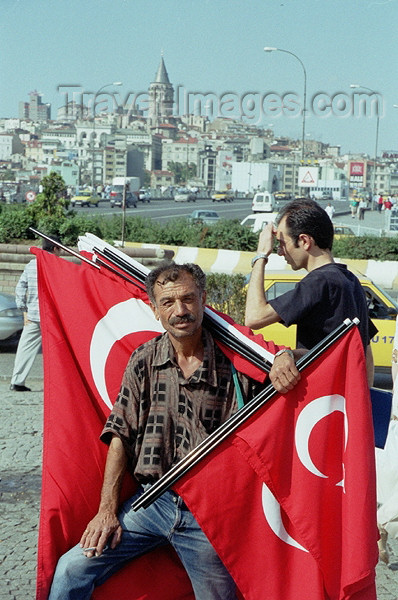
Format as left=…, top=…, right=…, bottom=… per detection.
left=101, top=328, right=261, bottom=482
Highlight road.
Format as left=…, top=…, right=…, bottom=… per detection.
left=75, top=195, right=255, bottom=222
left=73, top=196, right=354, bottom=225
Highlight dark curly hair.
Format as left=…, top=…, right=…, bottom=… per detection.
left=145, top=261, right=206, bottom=304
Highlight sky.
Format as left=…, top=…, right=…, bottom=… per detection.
left=1, top=0, right=398, bottom=156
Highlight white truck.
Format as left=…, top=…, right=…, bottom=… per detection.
left=111, top=177, right=140, bottom=193
left=110, top=177, right=140, bottom=206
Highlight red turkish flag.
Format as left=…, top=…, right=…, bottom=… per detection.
left=176, top=326, right=379, bottom=600
left=34, top=248, right=279, bottom=599
left=34, top=249, right=194, bottom=600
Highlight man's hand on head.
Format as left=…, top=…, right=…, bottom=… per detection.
left=257, top=222, right=276, bottom=255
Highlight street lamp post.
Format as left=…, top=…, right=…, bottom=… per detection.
left=350, top=84, right=380, bottom=200
left=264, top=47, right=307, bottom=162
left=91, top=81, right=122, bottom=188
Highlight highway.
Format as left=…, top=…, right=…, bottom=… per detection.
left=75, top=196, right=254, bottom=222
left=73, top=196, right=352, bottom=224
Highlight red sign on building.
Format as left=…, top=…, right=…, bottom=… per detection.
left=350, top=162, right=364, bottom=176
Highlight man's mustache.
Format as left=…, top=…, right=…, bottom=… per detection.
left=169, top=314, right=196, bottom=326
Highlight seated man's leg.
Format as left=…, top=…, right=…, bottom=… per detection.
left=170, top=496, right=237, bottom=600
left=48, top=489, right=169, bottom=600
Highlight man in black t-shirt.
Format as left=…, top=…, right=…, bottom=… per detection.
left=245, top=199, right=376, bottom=386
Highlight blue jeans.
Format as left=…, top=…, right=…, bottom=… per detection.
left=48, top=487, right=236, bottom=600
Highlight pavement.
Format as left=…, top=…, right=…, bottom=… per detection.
left=1, top=350, right=398, bottom=599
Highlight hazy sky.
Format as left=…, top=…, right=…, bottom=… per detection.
left=2, top=0, right=398, bottom=155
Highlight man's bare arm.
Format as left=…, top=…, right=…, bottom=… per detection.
left=245, top=224, right=281, bottom=329
left=80, top=435, right=127, bottom=557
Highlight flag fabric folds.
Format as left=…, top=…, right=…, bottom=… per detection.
left=175, top=326, right=379, bottom=600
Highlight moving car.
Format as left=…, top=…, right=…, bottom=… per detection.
left=0, top=292, right=23, bottom=342
left=189, top=210, right=220, bottom=225
left=70, top=191, right=100, bottom=207
left=212, top=190, right=234, bottom=202
left=250, top=271, right=398, bottom=370
left=138, top=189, right=151, bottom=203
left=174, top=188, right=196, bottom=202
left=110, top=192, right=137, bottom=208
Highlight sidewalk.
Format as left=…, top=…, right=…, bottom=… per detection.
left=0, top=352, right=398, bottom=599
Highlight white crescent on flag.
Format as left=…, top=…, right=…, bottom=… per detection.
left=90, top=298, right=164, bottom=408
left=262, top=483, right=308, bottom=552
left=295, top=395, right=348, bottom=488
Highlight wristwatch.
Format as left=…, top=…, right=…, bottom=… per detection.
left=251, top=253, right=269, bottom=268
left=274, top=348, right=295, bottom=360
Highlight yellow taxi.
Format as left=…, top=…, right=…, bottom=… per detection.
left=252, top=271, right=398, bottom=370
left=70, top=191, right=101, bottom=207
left=211, top=190, right=234, bottom=202
left=333, top=224, right=355, bottom=239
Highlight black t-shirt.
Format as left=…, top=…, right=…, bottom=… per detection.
left=269, top=263, right=377, bottom=350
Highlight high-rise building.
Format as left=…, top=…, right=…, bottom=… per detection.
left=18, top=90, right=51, bottom=122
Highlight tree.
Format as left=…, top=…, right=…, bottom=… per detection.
left=28, top=172, right=68, bottom=218
left=26, top=172, right=68, bottom=236
left=167, top=161, right=197, bottom=185
left=0, top=169, right=16, bottom=181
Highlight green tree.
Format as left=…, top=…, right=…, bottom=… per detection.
left=167, top=161, right=197, bottom=185
left=143, top=170, right=151, bottom=187
left=0, top=169, right=15, bottom=181
left=25, top=172, right=68, bottom=238
left=29, top=172, right=68, bottom=217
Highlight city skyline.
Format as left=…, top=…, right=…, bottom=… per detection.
left=1, top=0, right=398, bottom=155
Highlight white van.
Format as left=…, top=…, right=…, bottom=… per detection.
left=240, top=212, right=279, bottom=233
left=252, top=191, right=275, bottom=213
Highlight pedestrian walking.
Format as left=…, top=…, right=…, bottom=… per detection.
left=10, top=235, right=61, bottom=391
left=350, top=197, right=359, bottom=218
left=358, top=198, right=367, bottom=220
left=325, top=202, right=335, bottom=220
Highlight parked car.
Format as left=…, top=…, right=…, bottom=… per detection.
left=249, top=271, right=398, bottom=370
left=174, top=189, right=196, bottom=202
left=110, top=192, right=137, bottom=208
left=333, top=224, right=356, bottom=238
left=212, top=190, right=234, bottom=202
left=138, top=188, right=151, bottom=203
left=70, top=191, right=100, bottom=207
left=189, top=210, right=220, bottom=225
left=0, top=292, right=23, bottom=342
left=240, top=213, right=279, bottom=233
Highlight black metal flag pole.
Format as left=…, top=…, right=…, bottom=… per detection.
left=29, top=227, right=101, bottom=269
left=132, top=318, right=356, bottom=512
